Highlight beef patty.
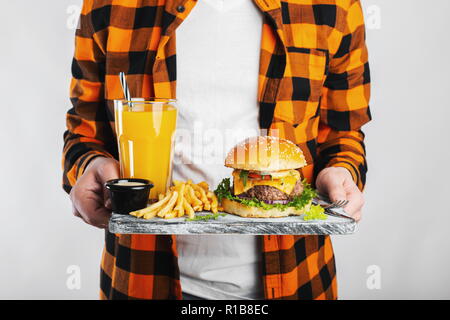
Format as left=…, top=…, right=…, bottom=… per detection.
left=238, top=179, right=303, bottom=201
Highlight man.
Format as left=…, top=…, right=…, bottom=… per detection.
left=64, top=0, right=370, bottom=300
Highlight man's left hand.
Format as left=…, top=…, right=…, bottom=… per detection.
left=315, top=167, right=364, bottom=222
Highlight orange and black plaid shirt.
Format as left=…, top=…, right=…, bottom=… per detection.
left=63, top=0, right=371, bottom=300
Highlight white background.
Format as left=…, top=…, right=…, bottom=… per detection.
left=0, top=0, right=449, bottom=299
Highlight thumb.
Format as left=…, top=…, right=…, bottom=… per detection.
left=95, top=158, right=120, bottom=185
left=94, top=159, right=120, bottom=209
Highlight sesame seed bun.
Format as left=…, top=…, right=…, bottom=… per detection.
left=224, top=136, right=307, bottom=172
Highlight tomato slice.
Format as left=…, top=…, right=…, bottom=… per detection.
left=248, top=173, right=271, bottom=180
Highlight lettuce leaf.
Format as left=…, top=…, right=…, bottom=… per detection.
left=239, top=170, right=249, bottom=187
left=303, top=204, right=327, bottom=221
left=186, top=213, right=227, bottom=221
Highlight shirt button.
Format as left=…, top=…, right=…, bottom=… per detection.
left=176, top=5, right=185, bottom=13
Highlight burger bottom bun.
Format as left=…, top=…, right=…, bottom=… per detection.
left=221, top=198, right=312, bottom=218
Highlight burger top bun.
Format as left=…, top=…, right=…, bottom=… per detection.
left=225, top=136, right=306, bottom=172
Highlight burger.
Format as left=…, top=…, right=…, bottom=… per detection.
left=215, top=136, right=318, bottom=218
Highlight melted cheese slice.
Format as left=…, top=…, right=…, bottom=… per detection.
left=232, top=169, right=300, bottom=195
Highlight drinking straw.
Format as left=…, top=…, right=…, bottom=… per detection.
left=119, top=72, right=132, bottom=109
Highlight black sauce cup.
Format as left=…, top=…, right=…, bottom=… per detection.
left=105, top=179, right=153, bottom=215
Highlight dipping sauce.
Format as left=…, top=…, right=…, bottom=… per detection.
left=114, top=181, right=146, bottom=187
left=105, top=179, right=153, bottom=215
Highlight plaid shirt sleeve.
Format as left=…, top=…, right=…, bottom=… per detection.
left=62, top=0, right=115, bottom=193
left=317, top=0, right=371, bottom=190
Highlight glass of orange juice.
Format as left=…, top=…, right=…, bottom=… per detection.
left=114, top=99, right=178, bottom=199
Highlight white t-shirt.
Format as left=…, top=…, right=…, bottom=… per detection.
left=174, top=0, right=264, bottom=300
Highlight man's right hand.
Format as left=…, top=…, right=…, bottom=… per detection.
left=69, top=157, right=119, bottom=229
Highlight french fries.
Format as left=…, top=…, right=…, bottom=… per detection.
left=197, top=181, right=209, bottom=192
left=191, top=183, right=210, bottom=211
left=130, top=192, right=171, bottom=219
left=207, top=191, right=219, bottom=214
left=174, top=183, right=186, bottom=217
left=129, top=180, right=221, bottom=219
left=157, top=191, right=178, bottom=218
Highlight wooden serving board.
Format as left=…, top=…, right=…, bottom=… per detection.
left=109, top=208, right=356, bottom=235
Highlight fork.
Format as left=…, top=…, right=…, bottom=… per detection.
left=322, top=199, right=349, bottom=209
left=315, top=193, right=349, bottom=209
left=311, top=198, right=349, bottom=210
left=313, top=194, right=352, bottom=220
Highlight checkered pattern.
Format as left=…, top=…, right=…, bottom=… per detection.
left=63, top=0, right=370, bottom=300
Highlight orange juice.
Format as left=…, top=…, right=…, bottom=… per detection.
left=115, top=101, right=177, bottom=199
